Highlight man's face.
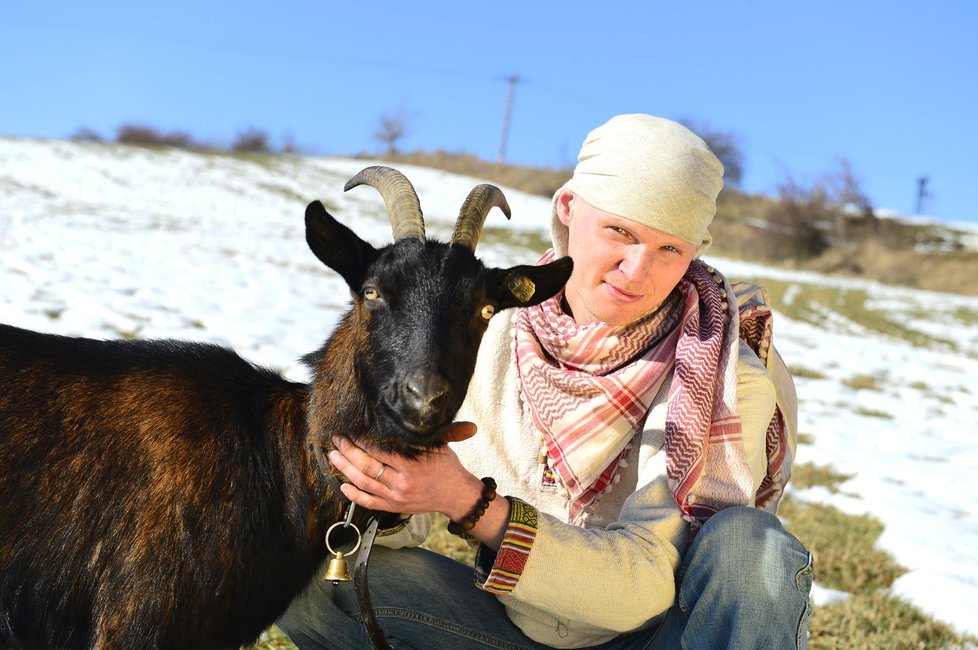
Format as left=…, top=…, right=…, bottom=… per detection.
left=557, top=191, right=696, bottom=326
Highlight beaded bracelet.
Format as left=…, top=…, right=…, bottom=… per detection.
left=447, top=477, right=497, bottom=537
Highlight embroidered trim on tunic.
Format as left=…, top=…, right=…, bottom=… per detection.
left=476, top=499, right=538, bottom=594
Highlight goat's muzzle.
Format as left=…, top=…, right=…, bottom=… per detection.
left=403, top=371, right=449, bottom=413
left=382, top=370, right=455, bottom=443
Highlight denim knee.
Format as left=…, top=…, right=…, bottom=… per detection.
left=685, top=506, right=811, bottom=592
left=673, top=506, right=813, bottom=648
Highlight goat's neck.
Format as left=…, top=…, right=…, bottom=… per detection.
left=302, top=313, right=372, bottom=527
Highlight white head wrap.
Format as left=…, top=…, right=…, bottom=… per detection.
left=551, top=114, right=724, bottom=258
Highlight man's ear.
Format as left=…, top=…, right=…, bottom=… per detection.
left=555, top=189, right=575, bottom=227
left=488, top=257, right=574, bottom=311
left=305, top=200, right=378, bottom=290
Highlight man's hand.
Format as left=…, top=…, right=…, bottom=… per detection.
left=328, top=421, right=481, bottom=517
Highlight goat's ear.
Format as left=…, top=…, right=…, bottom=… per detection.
left=489, top=256, right=573, bottom=311
left=305, top=200, right=378, bottom=290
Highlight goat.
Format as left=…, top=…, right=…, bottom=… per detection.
left=0, top=166, right=573, bottom=650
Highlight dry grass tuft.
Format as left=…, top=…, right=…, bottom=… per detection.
left=809, top=592, right=976, bottom=650
left=780, top=497, right=906, bottom=594
left=781, top=461, right=977, bottom=648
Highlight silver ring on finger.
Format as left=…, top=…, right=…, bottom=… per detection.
left=374, top=464, right=386, bottom=481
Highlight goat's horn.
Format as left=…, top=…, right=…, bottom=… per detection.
left=450, top=184, right=511, bottom=251
left=344, top=166, right=425, bottom=242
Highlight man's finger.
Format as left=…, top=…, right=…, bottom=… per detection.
left=339, top=482, right=395, bottom=512
left=442, top=421, right=477, bottom=443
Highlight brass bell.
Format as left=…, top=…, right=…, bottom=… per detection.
left=323, top=551, right=352, bottom=584
left=323, top=512, right=361, bottom=585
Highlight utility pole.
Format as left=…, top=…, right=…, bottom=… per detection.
left=496, top=74, right=520, bottom=164
left=915, top=176, right=930, bottom=214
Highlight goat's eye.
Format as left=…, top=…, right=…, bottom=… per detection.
left=363, top=287, right=380, bottom=301
left=480, top=305, right=495, bottom=321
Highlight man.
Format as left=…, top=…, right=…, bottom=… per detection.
left=279, top=114, right=812, bottom=649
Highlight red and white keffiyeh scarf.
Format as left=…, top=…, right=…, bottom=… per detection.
left=515, top=253, right=788, bottom=525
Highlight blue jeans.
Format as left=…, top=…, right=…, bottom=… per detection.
left=278, top=506, right=813, bottom=649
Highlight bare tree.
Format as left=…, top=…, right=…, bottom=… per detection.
left=374, top=108, right=411, bottom=156
left=821, top=158, right=876, bottom=248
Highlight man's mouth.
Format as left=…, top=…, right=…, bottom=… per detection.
left=604, top=282, right=642, bottom=302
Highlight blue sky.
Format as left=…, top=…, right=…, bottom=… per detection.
left=2, top=1, right=976, bottom=224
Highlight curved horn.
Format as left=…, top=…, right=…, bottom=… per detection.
left=450, top=184, right=511, bottom=251
left=344, top=166, right=425, bottom=242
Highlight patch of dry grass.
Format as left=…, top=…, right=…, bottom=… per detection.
left=780, top=497, right=906, bottom=594
left=790, top=462, right=853, bottom=494
left=790, top=365, right=829, bottom=380
left=743, top=279, right=966, bottom=355
left=781, top=462, right=977, bottom=649
left=844, top=373, right=884, bottom=391
left=809, top=592, right=975, bottom=650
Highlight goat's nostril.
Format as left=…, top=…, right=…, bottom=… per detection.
left=427, top=378, right=449, bottom=405
left=404, top=374, right=450, bottom=408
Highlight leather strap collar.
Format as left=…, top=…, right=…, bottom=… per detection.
left=312, top=439, right=393, bottom=650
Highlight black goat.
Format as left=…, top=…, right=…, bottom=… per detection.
left=0, top=166, right=573, bottom=650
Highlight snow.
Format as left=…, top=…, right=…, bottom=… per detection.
left=3, top=137, right=978, bottom=635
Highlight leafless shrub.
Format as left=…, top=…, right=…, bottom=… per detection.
left=232, top=128, right=272, bottom=153
left=765, top=177, right=833, bottom=261
left=116, top=124, right=199, bottom=149
left=70, top=127, right=103, bottom=142
left=762, top=159, right=881, bottom=262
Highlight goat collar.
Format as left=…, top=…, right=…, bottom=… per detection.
left=308, top=438, right=348, bottom=505
left=311, top=440, right=393, bottom=650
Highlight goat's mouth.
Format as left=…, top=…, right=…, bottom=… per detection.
left=389, top=414, right=453, bottom=449
left=376, top=379, right=459, bottom=451
left=376, top=401, right=455, bottom=454
left=368, top=429, right=448, bottom=460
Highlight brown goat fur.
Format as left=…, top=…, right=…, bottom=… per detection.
left=0, top=331, right=321, bottom=649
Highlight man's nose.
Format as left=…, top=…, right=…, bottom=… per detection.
left=619, top=247, right=651, bottom=281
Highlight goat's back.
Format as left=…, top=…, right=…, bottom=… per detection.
left=0, top=324, right=320, bottom=649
